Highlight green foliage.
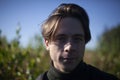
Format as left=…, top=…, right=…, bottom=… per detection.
left=0, top=29, right=50, bottom=80
left=96, top=25, right=120, bottom=78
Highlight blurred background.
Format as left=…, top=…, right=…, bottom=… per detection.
left=0, top=0, right=120, bottom=80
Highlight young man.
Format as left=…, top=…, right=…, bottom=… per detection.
left=36, top=3, right=119, bottom=80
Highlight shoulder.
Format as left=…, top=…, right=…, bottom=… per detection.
left=84, top=63, right=119, bottom=80
left=36, top=72, right=48, bottom=80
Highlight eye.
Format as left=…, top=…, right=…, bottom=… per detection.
left=58, top=36, right=67, bottom=42
left=73, top=36, right=84, bottom=43
left=54, top=35, right=67, bottom=43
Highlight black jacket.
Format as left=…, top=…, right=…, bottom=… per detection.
left=36, top=61, right=119, bottom=80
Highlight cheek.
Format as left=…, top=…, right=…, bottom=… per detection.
left=77, top=44, right=85, bottom=56
left=49, top=44, right=63, bottom=61
left=80, top=44, right=85, bottom=51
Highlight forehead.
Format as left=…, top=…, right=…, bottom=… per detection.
left=56, top=17, right=84, bottom=36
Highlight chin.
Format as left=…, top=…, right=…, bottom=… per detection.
left=62, top=64, right=76, bottom=73
left=62, top=67, right=74, bottom=73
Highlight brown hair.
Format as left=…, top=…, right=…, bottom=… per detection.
left=41, top=3, right=91, bottom=43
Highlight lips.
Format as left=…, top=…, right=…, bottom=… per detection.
left=62, top=57, right=76, bottom=62
left=64, top=57, right=74, bottom=60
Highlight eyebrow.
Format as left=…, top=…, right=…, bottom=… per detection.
left=53, top=34, right=67, bottom=40
left=73, top=34, right=84, bottom=37
left=56, top=34, right=66, bottom=37
left=55, top=34, right=84, bottom=37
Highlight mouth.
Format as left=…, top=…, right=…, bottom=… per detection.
left=64, top=57, right=74, bottom=60
left=63, top=57, right=76, bottom=62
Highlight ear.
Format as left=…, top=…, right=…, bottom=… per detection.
left=44, top=39, right=50, bottom=50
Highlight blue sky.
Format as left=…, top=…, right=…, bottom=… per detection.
left=0, top=0, right=120, bottom=49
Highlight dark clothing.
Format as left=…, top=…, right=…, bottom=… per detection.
left=36, top=61, right=119, bottom=80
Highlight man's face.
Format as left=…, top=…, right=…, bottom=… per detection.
left=45, top=17, right=85, bottom=73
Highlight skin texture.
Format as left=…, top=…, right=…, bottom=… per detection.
left=45, top=17, right=85, bottom=73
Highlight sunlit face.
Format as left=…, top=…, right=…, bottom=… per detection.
left=45, top=17, right=85, bottom=73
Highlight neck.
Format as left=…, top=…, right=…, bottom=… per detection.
left=47, top=61, right=85, bottom=80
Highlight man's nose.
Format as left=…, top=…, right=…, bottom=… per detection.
left=64, top=41, right=75, bottom=52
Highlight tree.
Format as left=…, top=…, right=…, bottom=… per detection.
left=96, top=24, right=120, bottom=78
left=0, top=26, right=49, bottom=80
